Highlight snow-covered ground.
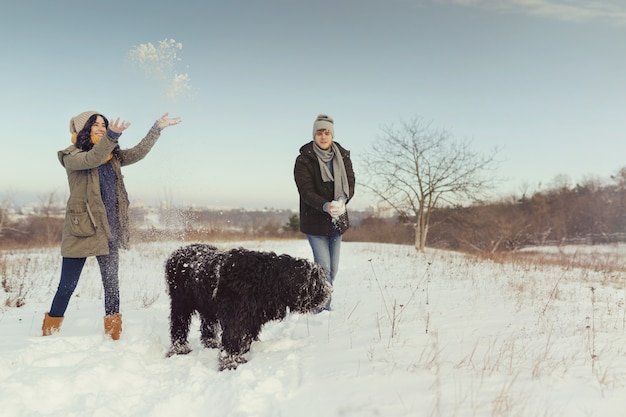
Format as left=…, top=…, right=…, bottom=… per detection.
left=1, top=240, right=625, bottom=417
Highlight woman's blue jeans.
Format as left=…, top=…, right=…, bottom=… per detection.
left=306, top=230, right=342, bottom=310
left=49, top=242, right=120, bottom=317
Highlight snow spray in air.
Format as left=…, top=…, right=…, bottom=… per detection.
left=128, top=38, right=191, bottom=101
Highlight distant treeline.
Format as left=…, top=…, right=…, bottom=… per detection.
left=347, top=174, right=626, bottom=252
left=429, top=175, right=626, bottom=252
left=3, top=173, right=626, bottom=252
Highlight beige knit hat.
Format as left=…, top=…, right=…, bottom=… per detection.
left=69, top=110, right=99, bottom=134
left=312, top=114, right=334, bottom=139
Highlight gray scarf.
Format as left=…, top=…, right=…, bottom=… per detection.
left=313, top=142, right=350, bottom=201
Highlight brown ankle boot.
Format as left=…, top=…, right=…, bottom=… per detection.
left=104, top=314, right=122, bottom=340
left=42, top=312, right=64, bottom=336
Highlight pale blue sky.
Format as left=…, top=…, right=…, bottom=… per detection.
left=1, top=0, right=624, bottom=210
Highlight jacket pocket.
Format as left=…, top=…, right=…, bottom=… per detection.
left=67, top=204, right=96, bottom=237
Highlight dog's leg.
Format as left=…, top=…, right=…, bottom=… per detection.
left=166, top=340, right=192, bottom=357
left=218, top=350, right=248, bottom=371
left=216, top=319, right=259, bottom=370
left=167, top=300, right=194, bottom=356
left=200, top=314, right=220, bottom=349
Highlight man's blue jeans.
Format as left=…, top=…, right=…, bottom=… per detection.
left=306, top=230, right=342, bottom=310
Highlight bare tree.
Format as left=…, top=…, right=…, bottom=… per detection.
left=0, top=191, right=17, bottom=240
left=0, top=204, right=6, bottom=239
left=37, top=190, right=62, bottom=245
left=360, top=117, right=499, bottom=251
left=611, top=166, right=626, bottom=189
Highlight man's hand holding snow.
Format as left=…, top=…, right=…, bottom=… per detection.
left=327, top=200, right=346, bottom=218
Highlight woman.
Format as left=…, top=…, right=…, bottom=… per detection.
left=42, top=110, right=181, bottom=340
left=293, top=114, right=355, bottom=311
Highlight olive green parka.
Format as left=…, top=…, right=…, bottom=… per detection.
left=58, top=127, right=161, bottom=257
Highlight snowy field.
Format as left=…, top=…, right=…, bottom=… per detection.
left=1, top=240, right=625, bottom=417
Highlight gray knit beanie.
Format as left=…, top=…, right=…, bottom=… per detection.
left=69, top=110, right=99, bottom=134
left=312, top=114, right=334, bottom=139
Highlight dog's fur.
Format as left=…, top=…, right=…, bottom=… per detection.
left=165, top=243, right=332, bottom=370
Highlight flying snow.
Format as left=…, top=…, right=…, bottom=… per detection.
left=128, top=38, right=191, bottom=100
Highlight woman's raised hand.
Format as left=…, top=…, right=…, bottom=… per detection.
left=157, top=113, right=182, bottom=129
left=109, top=117, right=132, bottom=134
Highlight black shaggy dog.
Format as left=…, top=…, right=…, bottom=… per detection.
left=165, top=243, right=332, bottom=370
